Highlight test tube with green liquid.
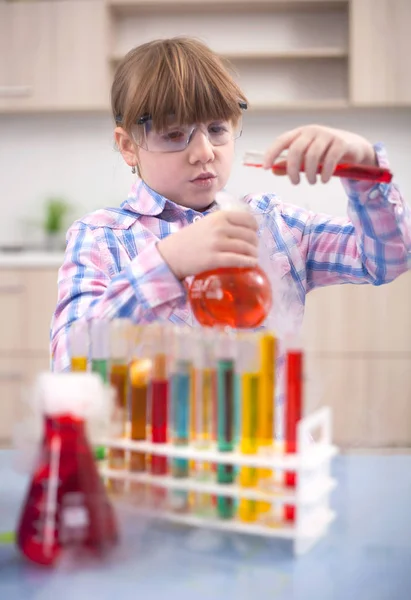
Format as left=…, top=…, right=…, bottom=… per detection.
left=90, top=320, right=109, bottom=383
left=216, top=328, right=237, bottom=520
left=89, top=319, right=110, bottom=460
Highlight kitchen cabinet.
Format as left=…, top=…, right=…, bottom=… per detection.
left=306, top=355, right=411, bottom=448
left=302, top=271, right=411, bottom=353
left=0, top=265, right=58, bottom=445
left=0, top=0, right=110, bottom=112
left=350, top=0, right=411, bottom=106
left=1, top=0, right=410, bottom=111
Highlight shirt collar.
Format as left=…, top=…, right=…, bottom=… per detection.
left=120, top=177, right=217, bottom=218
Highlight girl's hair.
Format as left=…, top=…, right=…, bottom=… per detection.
left=111, top=37, right=248, bottom=132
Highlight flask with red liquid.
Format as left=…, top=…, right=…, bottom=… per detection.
left=16, top=372, right=118, bottom=567
left=188, top=193, right=273, bottom=329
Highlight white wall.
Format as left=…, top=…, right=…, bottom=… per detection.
left=0, top=108, right=410, bottom=247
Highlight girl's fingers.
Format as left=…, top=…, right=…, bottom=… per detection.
left=263, top=128, right=302, bottom=169
left=303, top=135, right=333, bottom=184
left=321, top=138, right=347, bottom=183
left=227, top=224, right=259, bottom=247
left=225, top=211, right=259, bottom=230
left=215, top=252, right=258, bottom=269
left=217, top=238, right=259, bottom=258
left=286, top=133, right=317, bottom=185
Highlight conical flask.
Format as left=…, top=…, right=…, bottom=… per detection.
left=16, top=372, right=118, bottom=566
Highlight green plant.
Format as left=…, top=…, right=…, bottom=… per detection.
left=44, top=198, right=71, bottom=235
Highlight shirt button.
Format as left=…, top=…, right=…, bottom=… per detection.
left=193, top=215, right=202, bottom=222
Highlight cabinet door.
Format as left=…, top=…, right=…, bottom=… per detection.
left=0, top=358, right=24, bottom=446
left=350, top=0, right=411, bottom=105
left=306, top=355, right=411, bottom=449
left=0, top=356, right=50, bottom=447
left=0, top=2, right=53, bottom=112
left=0, top=271, right=26, bottom=355
left=0, top=0, right=109, bottom=112
left=302, top=271, right=411, bottom=354
left=51, top=0, right=110, bottom=110
left=25, top=269, right=59, bottom=355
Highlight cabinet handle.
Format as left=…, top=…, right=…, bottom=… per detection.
left=0, top=373, right=23, bottom=382
left=0, top=285, right=25, bottom=294
left=0, top=86, right=33, bottom=98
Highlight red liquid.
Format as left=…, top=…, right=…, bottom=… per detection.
left=284, top=351, right=303, bottom=523
left=245, top=160, right=393, bottom=183
left=189, top=267, right=272, bottom=329
left=16, top=415, right=118, bottom=566
left=151, top=380, right=168, bottom=472
left=150, top=380, right=168, bottom=508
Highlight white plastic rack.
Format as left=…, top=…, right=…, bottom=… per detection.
left=97, top=406, right=338, bottom=556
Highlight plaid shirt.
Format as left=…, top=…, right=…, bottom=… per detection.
left=51, top=143, right=411, bottom=414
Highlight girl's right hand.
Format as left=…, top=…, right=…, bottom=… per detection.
left=157, top=210, right=259, bottom=280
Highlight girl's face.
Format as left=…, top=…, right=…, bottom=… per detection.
left=115, top=120, right=236, bottom=211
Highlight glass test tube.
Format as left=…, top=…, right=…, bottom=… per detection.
left=284, top=341, right=303, bottom=523
left=90, top=320, right=109, bottom=383
left=193, top=330, right=215, bottom=516
left=258, top=332, right=276, bottom=517
left=243, top=150, right=393, bottom=184
left=129, top=325, right=152, bottom=501
left=69, top=320, right=88, bottom=372
left=216, top=329, right=237, bottom=520
left=149, top=323, right=169, bottom=508
left=108, top=318, right=131, bottom=492
left=238, top=333, right=260, bottom=523
left=169, top=327, right=192, bottom=513
left=89, top=320, right=110, bottom=464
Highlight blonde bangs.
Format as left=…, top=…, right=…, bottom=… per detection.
left=112, top=37, right=248, bottom=133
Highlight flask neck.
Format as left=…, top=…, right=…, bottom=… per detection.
left=44, top=414, right=86, bottom=439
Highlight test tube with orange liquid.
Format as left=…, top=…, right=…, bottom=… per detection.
left=129, top=326, right=152, bottom=502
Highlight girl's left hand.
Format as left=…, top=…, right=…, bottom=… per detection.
left=263, top=125, right=377, bottom=185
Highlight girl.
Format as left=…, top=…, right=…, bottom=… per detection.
left=51, top=37, right=411, bottom=377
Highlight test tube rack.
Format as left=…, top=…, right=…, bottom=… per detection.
left=97, top=406, right=337, bottom=556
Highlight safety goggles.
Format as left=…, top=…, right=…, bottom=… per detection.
left=117, top=101, right=247, bottom=153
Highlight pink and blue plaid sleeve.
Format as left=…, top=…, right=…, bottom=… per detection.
left=283, top=144, right=411, bottom=291
left=51, top=222, right=186, bottom=372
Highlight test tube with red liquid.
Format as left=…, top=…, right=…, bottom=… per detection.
left=284, top=344, right=303, bottom=523
left=149, top=324, right=169, bottom=508
left=243, top=150, right=393, bottom=184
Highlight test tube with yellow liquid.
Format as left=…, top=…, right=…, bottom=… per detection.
left=107, top=318, right=131, bottom=492
left=192, top=330, right=215, bottom=516
left=257, top=332, right=276, bottom=518
left=238, top=333, right=260, bottom=523
left=69, top=320, right=88, bottom=372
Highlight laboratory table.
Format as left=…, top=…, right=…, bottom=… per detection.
left=1, top=450, right=411, bottom=600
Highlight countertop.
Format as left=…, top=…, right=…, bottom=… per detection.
left=0, top=252, right=65, bottom=268
left=1, top=451, right=411, bottom=600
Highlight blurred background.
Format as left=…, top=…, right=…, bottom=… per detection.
left=0, top=0, right=410, bottom=451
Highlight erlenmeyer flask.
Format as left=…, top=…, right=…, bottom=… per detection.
left=16, top=372, right=118, bottom=566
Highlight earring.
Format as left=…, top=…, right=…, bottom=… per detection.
left=131, top=166, right=137, bottom=174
